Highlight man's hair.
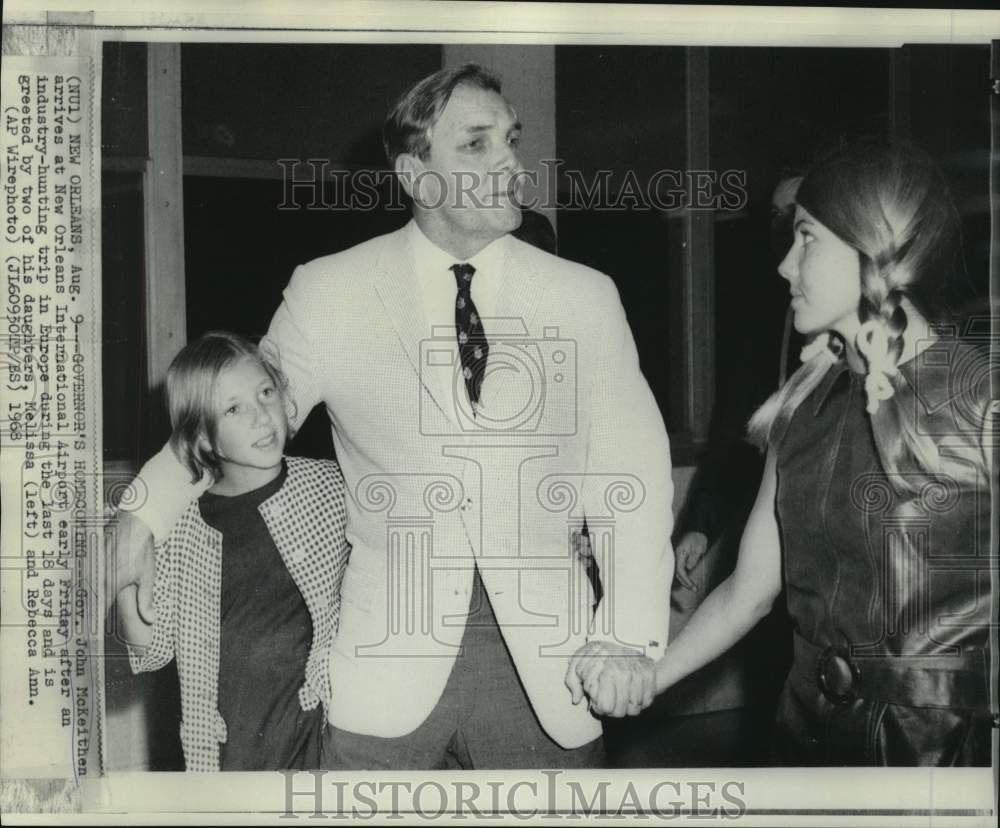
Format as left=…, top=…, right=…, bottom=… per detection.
left=166, top=331, right=292, bottom=483
left=382, top=63, right=502, bottom=166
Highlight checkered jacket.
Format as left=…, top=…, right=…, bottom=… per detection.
left=129, top=456, right=350, bottom=772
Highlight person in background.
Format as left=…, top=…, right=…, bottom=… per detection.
left=770, top=171, right=806, bottom=385
left=674, top=171, right=804, bottom=595
left=603, top=172, right=803, bottom=767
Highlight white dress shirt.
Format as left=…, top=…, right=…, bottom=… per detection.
left=406, top=218, right=505, bottom=335
left=405, top=219, right=506, bottom=408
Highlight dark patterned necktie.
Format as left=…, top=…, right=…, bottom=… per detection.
left=450, top=263, right=489, bottom=408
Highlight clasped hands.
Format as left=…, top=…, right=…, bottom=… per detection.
left=565, top=641, right=657, bottom=718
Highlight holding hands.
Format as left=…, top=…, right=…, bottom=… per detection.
left=564, top=531, right=659, bottom=716
left=565, top=641, right=657, bottom=718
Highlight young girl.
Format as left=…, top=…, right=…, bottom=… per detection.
left=119, top=331, right=350, bottom=771
left=571, top=137, right=994, bottom=766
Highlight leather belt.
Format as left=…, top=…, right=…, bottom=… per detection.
left=792, top=632, right=990, bottom=712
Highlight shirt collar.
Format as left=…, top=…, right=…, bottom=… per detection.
left=406, top=219, right=507, bottom=284
left=810, top=357, right=852, bottom=416
left=803, top=334, right=853, bottom=416
left=809, top=337, right=946, bottom=418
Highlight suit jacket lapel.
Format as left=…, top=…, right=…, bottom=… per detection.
left=480, top=240, right=547, bottom=413
left=372, top=228, right=457, bottom=427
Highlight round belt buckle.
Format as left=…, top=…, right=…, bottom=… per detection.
left=816, top=645, right=860, bottom=705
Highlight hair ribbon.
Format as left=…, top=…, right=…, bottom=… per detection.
left=856, top=320, right=898, bottom=415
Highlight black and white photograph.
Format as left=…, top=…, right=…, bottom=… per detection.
left=1, top=1, right=997, bottom=822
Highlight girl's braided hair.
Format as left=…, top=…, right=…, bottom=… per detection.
left=748, top=136, right=961, bottom=486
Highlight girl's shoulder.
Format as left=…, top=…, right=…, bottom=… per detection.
left=281, top=455, right=346, bottom=493
left=282, top=454, right=342, bottom=474
left=898, top=334, right=994, bottom=477
left=159, top=497, right=214, bottom=552
left=273, top=457, right=348, bottom=534
left=900, top=335, right=991, bottom=430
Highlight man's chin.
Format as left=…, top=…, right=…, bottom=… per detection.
left=449, top=205, right=523, bottom=244
left=470, top=212, right=522, bottom=240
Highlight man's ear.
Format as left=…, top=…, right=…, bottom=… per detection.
left=395, top=153, right=424, bottom=203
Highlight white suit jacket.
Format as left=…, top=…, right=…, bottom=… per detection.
left=135, top=222, right=675, bottom=749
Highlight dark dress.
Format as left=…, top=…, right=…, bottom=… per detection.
left=772, top=336, right=994, bottom=766
left=198, top=462, right=327, bottom=770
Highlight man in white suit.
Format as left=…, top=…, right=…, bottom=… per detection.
left=116, top=64, right=674, bottom=769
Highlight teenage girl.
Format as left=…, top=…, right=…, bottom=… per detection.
left=571, top=138, right=994, bottom=766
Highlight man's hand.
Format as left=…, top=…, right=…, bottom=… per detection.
left=565, top=641, right=656, bottom=718
left=674, top=531, right=710, bottom=592
left=104, top=511, right=156, bottom=623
